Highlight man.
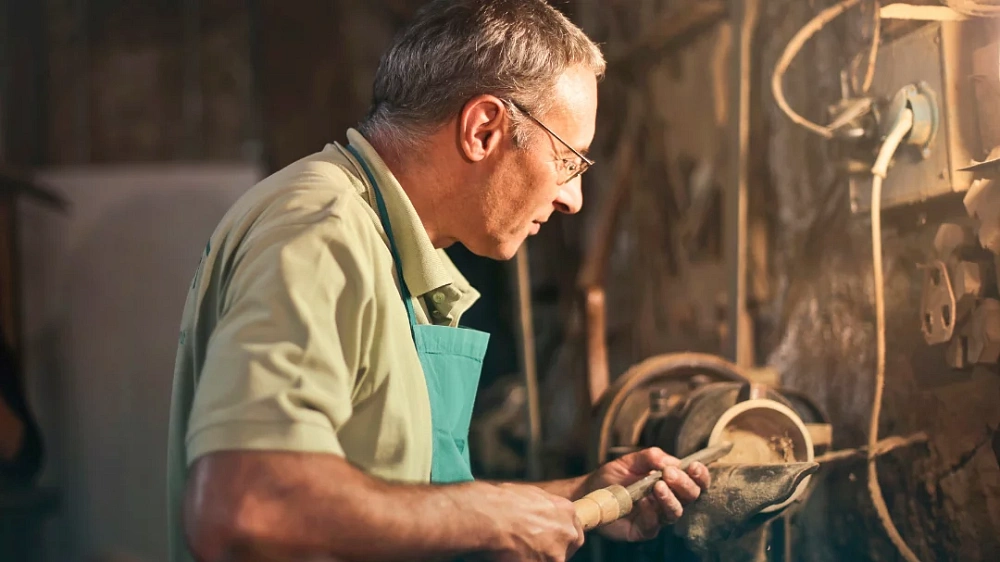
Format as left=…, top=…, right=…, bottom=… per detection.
left=167, top=1, right=709, bottom=561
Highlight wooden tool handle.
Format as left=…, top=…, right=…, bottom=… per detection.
left=574, top=484, right=632, bottom=531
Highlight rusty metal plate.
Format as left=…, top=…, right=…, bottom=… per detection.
left=971, top=39, right=1000, bottom=152
left=921, top=260, right=957, bottom=345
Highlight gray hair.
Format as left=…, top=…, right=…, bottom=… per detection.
left=357, top=0, right=605, bottom=156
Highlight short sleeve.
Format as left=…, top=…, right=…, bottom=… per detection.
left=185, top=214, right=375, bottom=465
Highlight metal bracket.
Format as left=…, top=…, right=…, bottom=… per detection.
left=921, top=259, right=957, bottom=345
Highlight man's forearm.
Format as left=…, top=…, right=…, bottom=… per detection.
left=185, top=452, right=505, bottom=562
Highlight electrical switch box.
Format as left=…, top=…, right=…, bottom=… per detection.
left=848, top=20, right=992, bottom=213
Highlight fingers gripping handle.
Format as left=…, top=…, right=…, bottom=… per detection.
left=574, top=484, right=633, bottom=531
left=572, top=443, right=733, bottom=531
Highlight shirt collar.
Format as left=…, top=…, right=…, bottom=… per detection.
left=333, top=129, right=479, bottom=314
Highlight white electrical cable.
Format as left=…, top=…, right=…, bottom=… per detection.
left=869, top=106, right=921, bottom=562
left=771, top=0, right=863, bottom=138
left=880, top=3, right=972, bottom=20
left=849, top=0, right=882, bottom=96
left=858, top=0, right=881, bottom=95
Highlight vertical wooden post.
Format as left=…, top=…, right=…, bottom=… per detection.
left=725, top=0, right=761, bottom=368
left=513, top=244, right=543, bottom=480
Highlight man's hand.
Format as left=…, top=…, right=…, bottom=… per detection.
left=476, top=482, right=585, bottom=562
left=581, top=448, right=710, bottom=542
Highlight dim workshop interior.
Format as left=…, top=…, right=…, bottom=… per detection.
left=1, top=1, right=999, bottom=561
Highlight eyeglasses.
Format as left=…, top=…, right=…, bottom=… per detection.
left=507, top=100, right=595, bottom=184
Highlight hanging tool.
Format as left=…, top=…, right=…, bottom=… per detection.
left=574, top=442, right=734, bottom=531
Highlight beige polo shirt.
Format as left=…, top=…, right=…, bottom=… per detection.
left=166, top=129, right=480, bottom=562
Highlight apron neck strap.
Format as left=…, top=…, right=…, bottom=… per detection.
left=345, top=144, right=419, bottom=330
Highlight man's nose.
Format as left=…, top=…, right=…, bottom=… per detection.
left=554, top=179, right=583, bottom=214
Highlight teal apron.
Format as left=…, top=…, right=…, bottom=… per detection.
left=347, top=145, right=489, bottom=483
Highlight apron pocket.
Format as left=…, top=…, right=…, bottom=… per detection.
left=431, top=428, right=474, bottom=483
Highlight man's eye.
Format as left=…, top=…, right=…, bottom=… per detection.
left=563, top=159, right=579, bottom=172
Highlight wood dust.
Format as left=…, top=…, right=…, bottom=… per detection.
left=720, top=428, right=797, bottom=463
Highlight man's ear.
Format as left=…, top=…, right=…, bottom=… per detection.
left=458, top=95, right=507, bottom=162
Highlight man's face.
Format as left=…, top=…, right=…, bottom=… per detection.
left=466, top=66, right=598, bottom=260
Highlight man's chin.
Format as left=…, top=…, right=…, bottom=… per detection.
left=481, top=243, right=520, bottom=261
left=467, top=237, right=524, bottom=261
left=495, top=245, right=522, bottom=261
